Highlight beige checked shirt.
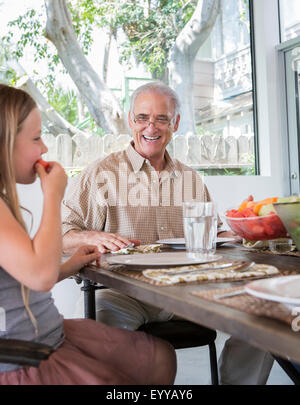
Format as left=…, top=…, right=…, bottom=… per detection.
left=61, top=142, right=220, bottom=244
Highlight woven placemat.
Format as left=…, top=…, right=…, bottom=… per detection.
left=110, top=266, right=167, bottom=287
left=108, top=262, right=280, bottom=287
left=191, top=285, right=295, bottom=326
left=241, top=246, right=300, bottom=257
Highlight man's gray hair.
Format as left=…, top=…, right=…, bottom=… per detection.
left=129, top=81, right=181, bottom=120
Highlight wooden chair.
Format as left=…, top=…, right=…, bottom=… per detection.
left=0, top=338, right=53, bottom=368
left=80, top=278, right=219, bottom=384
left=138, top=320, right=219, bottom=384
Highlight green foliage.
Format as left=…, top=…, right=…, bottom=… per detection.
left=197, top=126, right=211, bottom=136
left=48, top=87, right=79, bottom=126
left=70, top=0, right=198, bottom=78
left=0, top=0, right=198, bottom=121
left=76, top=115, right=106, bottom=136
left=0, top=3, right=101, bottom=133
left=239, top=0, right=250, bottom=33
left=197, top=165, right=256, bottom=176
left=1, top=7, right=65, bottom=92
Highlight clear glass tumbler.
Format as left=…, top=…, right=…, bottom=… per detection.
left=183, top=201, right=217, bottom=258
left=268, top=238, right=293, bottom=253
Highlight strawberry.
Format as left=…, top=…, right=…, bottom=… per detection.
left=36, top=159, right=50, bottom=171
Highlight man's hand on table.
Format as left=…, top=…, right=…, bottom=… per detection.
left=62, top=229, right=141, bottom=254
left=85, top=231, right=141, bottom=253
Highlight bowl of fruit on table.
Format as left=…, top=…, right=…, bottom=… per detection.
left=225, top=196, right=288, bottom=241
left=273, top=197, right=300, bottom=250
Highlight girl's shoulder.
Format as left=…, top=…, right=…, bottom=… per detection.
left=0, top=197, right=12, bottom=214
left=0, top=196, right=8, bottom=210
left=0, top=198, right=17, bottom=228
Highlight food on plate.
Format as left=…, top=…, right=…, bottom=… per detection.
left=225, top=195, right=287, bottom=240
left=111, top=244, right=162, bottom=255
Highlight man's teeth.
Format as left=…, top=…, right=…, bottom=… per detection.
left=143, top=135, right=160, bottom=141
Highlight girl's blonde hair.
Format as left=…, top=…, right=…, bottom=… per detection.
left=0, top=84, right=39, bottom=336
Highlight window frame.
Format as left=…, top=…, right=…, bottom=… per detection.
left=249, top=0, right=260, bottom=175
left=277, top=36, right=300, bottom=194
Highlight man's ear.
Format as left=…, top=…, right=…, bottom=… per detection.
left=128, top=111, right=133, bottom=129
left=173, top=114, right=180, bottom=132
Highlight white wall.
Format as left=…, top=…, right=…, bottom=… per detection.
left=18, top=181, right=82, bottom=318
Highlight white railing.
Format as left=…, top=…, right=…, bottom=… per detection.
left=42, top=132, right=254, bottom=171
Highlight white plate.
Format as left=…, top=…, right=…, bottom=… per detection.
left=245, top=275, right=300, bottom=307
left=156, top=237, right=237, bottom=249
left=107, top=252, right=222, bottom=268
left=156, top=238, right=185, bottom=245
left=216, top=237, right=237, bottom=246
left=156, top=238, right=185, bottom=249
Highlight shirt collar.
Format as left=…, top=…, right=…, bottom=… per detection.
left=126, top=141, right=181, bottom=177
left=126, top=141, right=146, bottom=173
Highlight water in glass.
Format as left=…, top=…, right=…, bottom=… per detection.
left=183, top=202, right=217, bottom=258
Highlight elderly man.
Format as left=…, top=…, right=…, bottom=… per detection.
left=62, top=81, right=273, bottom=384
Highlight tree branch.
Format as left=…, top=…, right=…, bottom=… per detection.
left=168, top=0, right=220, bottom=134
left=10, top=60, right=86, bottom=137
left=44, top=0, right=128, bottom=135
left=176, top=0, right=220, bottom=58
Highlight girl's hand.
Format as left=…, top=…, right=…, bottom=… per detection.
left=35, top=161, right=68, bottom=201
left=69, top=245, right=101, bottom=270
left=59, top=245, right=101, bottom=282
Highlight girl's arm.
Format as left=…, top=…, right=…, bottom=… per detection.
left=0, top=162, right=67, bottom=292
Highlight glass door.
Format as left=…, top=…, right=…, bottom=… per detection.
left=284, top=46, right=300, bottom=194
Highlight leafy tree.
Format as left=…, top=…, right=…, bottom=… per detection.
left=70, top=0, right=198, bottom=81
left=1, top=0, right=220, bottom=135
left=49, top=87, right=79, bottom=126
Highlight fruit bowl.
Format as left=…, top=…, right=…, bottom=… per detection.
left=273, top=201, right=300, bottom=250
left=225, top=213, right=288, bottom=241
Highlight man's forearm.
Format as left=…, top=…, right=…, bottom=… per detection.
left=62, top=229, right=91, bottom=254
left=62, top=228, right=137, bottom=254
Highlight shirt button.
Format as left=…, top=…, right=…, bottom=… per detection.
left=160, top=226, right=164, bottom=230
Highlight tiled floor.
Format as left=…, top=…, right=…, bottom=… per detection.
left=174, top=331, right=293, bottom=385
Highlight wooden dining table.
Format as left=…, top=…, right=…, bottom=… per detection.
left=79, top=244, right=300, bottom=366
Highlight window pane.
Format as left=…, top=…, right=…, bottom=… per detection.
left=194, top=0, right=255, bottom=175
left=279, top=0, right=300, bottom=42
left=0, top=0, right=256, bottom=176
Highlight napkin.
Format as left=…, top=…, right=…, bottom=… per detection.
left=142, top=263, right=279, bottom=286
left=243, top=239, right=269, bottom=249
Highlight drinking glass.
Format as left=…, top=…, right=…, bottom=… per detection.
left=268, top=238, right=293, bottom=253
left=183, top=201, right=217, bottom=258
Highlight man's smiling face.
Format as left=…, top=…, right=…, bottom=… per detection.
left=129, top=91, right=180, bottom=166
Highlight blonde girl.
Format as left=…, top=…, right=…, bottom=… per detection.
left=0, top=84, right=176, bottom=385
